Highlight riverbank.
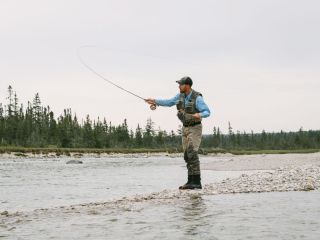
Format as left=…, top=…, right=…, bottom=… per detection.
left=202, top=152, right=320, bottom=171
left=1, top=146, right=319, bottom=158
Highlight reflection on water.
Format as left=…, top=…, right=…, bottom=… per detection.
left=180, top=196, right=209, bottom=238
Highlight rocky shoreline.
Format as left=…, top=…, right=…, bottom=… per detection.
left=0, top=151, right=185, bottom=159
left=2, top=164, right=320, bottom=219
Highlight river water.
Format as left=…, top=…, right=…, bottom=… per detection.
left=1, top=155, right=320, bottom=239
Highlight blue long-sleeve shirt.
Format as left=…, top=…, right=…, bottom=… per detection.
left=155, top=91, right=211, bottom=118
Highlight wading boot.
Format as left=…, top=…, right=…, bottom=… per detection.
left=179, top=174, right=202, bottom=189
left=179, top=175, right=202, bottom=190
left=179, top=175, right=192, bottom=190
left=191, top=174, right=202, bottom=189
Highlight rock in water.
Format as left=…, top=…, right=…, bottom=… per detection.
left=303, top=182, right=315, bottom=191
left=66, top=160, right=83, bottom=164
left=1, top=211, right=9, bottom=216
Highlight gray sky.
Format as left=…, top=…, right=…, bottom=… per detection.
left=1, top=0, right=320, bottom=134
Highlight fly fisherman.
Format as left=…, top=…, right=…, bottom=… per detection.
left=145, top=76, right=211, bottom=190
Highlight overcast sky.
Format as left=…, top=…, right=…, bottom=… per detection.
left=1, top=0, right=319, bottom=134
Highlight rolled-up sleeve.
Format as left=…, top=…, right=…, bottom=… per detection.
left=155, top=94, right=180, bottom=107
left=196, top=96, right=211, bottom=118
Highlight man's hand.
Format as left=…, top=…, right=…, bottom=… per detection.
left=145, top=98, right=157, bottom=111
left=145, top=98, right=156, bottom=105
left=192, top=113, right=201, bottom=120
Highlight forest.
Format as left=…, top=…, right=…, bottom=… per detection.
left=1, top=86, right=320, bottom=151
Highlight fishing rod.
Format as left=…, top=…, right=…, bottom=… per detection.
left=77, top=46, right=157, bottom=110
left=77, top=46, right=145, bottom=101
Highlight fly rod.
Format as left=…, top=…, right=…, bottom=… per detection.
left=77, top=46, right=147, bottom=102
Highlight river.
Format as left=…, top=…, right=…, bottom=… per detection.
left=1, top=155, right=319, bottom=239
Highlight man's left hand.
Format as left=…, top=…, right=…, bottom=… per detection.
left=192, top=113, right=201, bottom=119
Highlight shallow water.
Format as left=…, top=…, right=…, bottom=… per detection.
left=1, top=156, right=320, bottom=239
left=0, top=156, right=248, bottom=212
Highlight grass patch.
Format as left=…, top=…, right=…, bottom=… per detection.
left=13, top=152, right=28, bottom=157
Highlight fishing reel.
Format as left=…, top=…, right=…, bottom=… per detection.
left=150, top=104, right=157, bottom=111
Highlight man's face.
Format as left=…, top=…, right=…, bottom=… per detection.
left=179, top=84, right=186, bottom=93
left=179, top=84, right=190, bottom=93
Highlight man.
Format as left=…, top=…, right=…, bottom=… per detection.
left=145, top=76, right=211, bottom=190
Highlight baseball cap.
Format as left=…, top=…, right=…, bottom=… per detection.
left=176, top=76, right=193, bottom=86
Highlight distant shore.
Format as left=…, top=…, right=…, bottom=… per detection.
left=0, top=146, right=320, bottom=158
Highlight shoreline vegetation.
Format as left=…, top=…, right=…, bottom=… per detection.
left=1, top=146, right=320, bottom=157
left=1, top=86, right=320, bottom=155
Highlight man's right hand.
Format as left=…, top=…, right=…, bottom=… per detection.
left=145, top=98, right=156, bottom=105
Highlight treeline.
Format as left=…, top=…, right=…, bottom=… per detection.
left=0, top=86, right=180, bottom=148
left=1, top=86, right=320, bottom=150
left=201, top=123, right=320, bottom=150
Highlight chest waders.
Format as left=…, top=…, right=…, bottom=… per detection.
left=176, top=90, right=203, bottom=190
